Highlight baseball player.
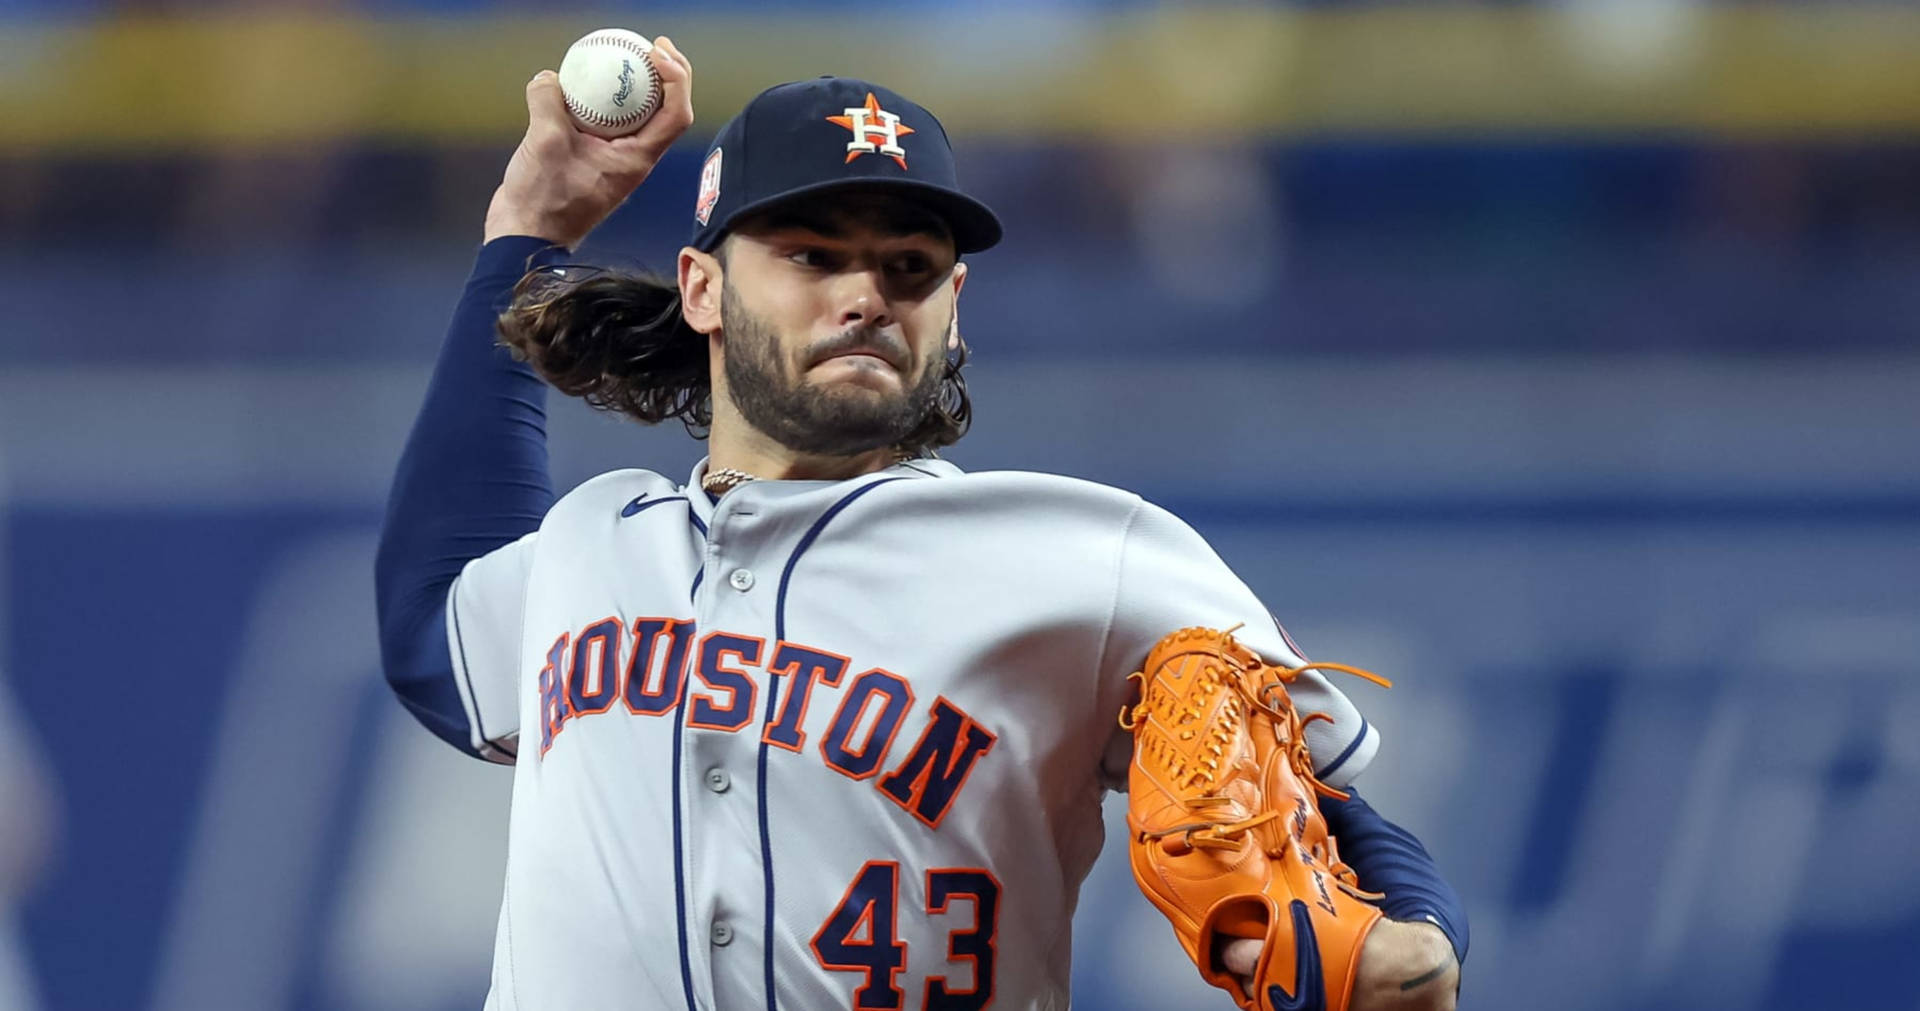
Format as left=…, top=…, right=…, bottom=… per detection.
left=377, top=39, right=1466, bottom=1011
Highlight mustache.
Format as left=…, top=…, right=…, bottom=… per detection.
left=805, top=326, right=909, bottom=369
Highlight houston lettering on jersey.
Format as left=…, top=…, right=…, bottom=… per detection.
left=536, top=616, right=998, bottom=829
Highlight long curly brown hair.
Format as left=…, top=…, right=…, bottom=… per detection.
left=495, top=260, right=972, bottom=454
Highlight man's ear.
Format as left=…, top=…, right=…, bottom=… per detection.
left=948, top=261, right=968, bottom=351
left=679, top=246, right=723, bottom=336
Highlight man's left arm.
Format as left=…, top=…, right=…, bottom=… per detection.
left=1220, top=791, right=1468, bottom=1011
left=1103, top=498, right=1467, bottom=1010
left=1097, top=499, right=1378, bottom=789
left=1330, top=791, right=1467, bottom=1008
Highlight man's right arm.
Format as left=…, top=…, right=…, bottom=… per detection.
left=373, top=236, right=564, bottom=759
left=375, top=44, right=695, bottom=759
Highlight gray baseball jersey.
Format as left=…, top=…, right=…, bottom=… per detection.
left=448, top=457, right=1378, bottom=1010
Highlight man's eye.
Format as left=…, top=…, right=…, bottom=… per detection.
left=790, top=249, right=834, bottom=268
left=890, top=254, right=931, bottom=274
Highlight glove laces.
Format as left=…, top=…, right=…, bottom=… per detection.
left=1123, top=626, right=1390, bottom=866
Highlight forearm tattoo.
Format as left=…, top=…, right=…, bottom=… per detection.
left=1398, top=951, right=1456, bottom=992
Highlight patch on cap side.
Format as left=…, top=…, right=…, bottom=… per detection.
left=695, top=148, right=724, bottom=226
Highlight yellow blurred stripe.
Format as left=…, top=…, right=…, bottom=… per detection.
left=1, top=7, right=1918, bottom=153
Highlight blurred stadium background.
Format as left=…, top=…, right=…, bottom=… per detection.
left=3, top=1, right=1918, bottom=1009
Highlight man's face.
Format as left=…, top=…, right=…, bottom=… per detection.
left=713, top=194, right=965, bottom=457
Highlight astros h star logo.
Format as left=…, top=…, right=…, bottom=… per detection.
left=826, top=92, right=916, bottom=170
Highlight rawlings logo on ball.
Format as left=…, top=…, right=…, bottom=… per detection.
left=613, top=59, right=635, bottom=107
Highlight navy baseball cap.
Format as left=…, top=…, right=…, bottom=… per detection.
left=689, top=77, right=1002, bottom=255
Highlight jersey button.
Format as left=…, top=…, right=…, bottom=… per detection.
left=705, top=768, right=731, bottom=793
left=728, top=568, right=755, bottom=592
left=711, top=921, right=734, bottom=947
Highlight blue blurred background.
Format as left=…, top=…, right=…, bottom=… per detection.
left=2, top=2, right=1918, bottom=1009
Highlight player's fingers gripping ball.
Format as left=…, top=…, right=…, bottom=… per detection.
left=557, top=28, right=664, bottom=137
left=1120, top=627, right=1392, bottom=1011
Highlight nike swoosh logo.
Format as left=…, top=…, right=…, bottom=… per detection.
left=1265, top=900, right=1326, bottom=1011
left=619, top=494, right=650, bottom=517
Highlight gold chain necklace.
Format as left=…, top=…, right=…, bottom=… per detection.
left=700, top=467, right=759, bottom=495
left=699, top=454, right=915, bottom=496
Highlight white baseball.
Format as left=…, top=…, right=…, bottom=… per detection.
left=557, top=28, right=664, bottom=138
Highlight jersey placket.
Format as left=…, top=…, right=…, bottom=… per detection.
left=683, top=490, right=780, bottom=1010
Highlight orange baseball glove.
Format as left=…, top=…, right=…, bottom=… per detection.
left=1120, top=626, right=1391, bottom=1011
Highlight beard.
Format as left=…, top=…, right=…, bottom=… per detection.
left=721, top=285, right=946, bottom=458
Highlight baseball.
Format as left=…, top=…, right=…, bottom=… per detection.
left=557, top=28, right=663, bottom=138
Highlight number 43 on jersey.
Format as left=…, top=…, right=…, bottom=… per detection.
left=812, top=861, right=1001, bottom=1011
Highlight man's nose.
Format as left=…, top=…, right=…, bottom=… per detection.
left=836, top=270, right=894, bottom=329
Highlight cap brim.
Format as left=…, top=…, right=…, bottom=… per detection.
left=703, top=177, right=1003, bottom=255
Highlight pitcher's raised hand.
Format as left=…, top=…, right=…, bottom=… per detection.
left=484, top=35, right=695, bottom=248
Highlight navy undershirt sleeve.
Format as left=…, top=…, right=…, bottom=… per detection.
left=1320, top=789, right=1471, bottom=965
left=375, top=236, right=567, bottom=756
